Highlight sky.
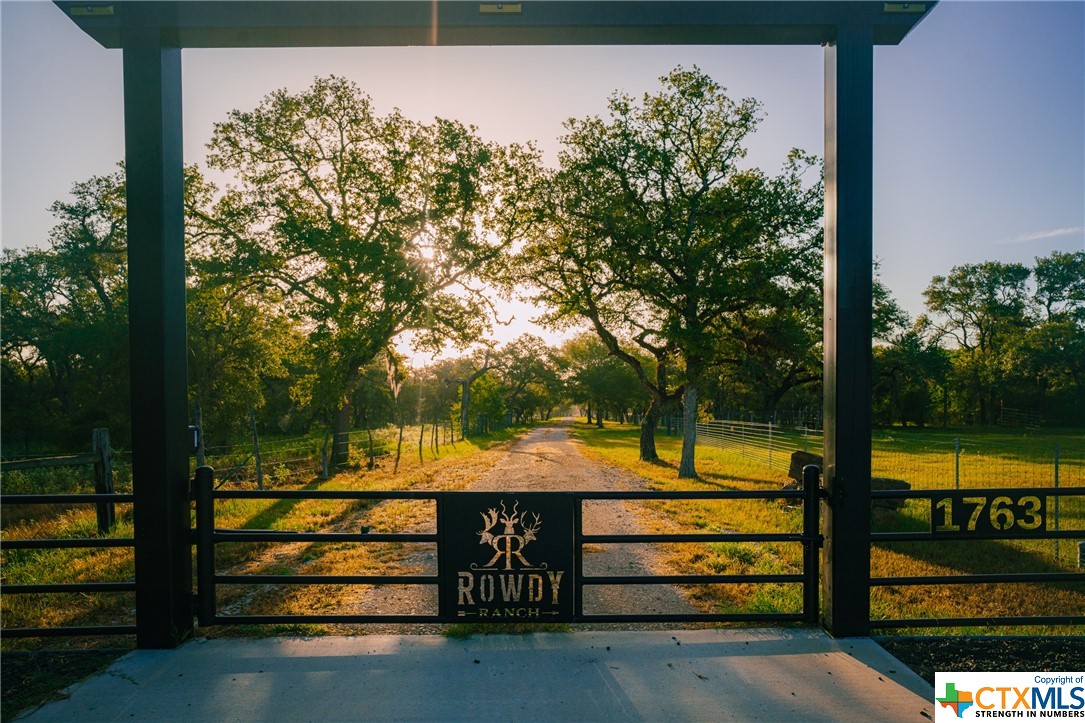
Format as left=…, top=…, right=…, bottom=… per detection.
left=2, top=0, right=1083, bottom=359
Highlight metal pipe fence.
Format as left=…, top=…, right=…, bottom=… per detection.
left=0, top=492, right=137, bottom=638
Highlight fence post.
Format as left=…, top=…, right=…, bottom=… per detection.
left=1055, top=444, right=1061, bottom=564
left=768, top=421, right=774, bottom=469
left=249, top=404, right=263, bottom=490
left=320, top=432, right=330, bottom=480
left=194, top=465, right=216, bottom=627
left=92, top=428, right=115, bottom=534
left=954, top=436, right=960, bottom=489
left=802, top=464, right=821, bottom=625
left=193, top=399, right=207, bottom=468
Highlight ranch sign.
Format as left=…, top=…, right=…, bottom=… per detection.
left=439, top=493, right=575, bottom=622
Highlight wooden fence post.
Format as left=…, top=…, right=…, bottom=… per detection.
left=194, top=398, right=206, bottom=468
left=320, top=431, right=331, bottom=480
left=249, top=404, right=263, bottom=490
left=92, top=428, right=115, bottom=534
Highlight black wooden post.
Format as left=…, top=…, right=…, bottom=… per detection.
left=92, top=428, right=115, bottom=534
left=822, top=24, right=874, bottom=637
left=122, top=6, right=193, bottom=649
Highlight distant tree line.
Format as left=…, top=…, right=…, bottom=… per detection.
left=2, top=69, right=1081, bottom=474
left=872, top=253, right=1084, bottom=428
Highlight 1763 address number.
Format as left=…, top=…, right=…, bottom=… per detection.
left=931, top=492, right=1047, bottom=536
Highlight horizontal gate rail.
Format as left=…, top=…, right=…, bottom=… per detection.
left=0, top=493, right=134, bottom=505
left=200, top=614, right=446, bottom=625
left=871, top=572, right=1083, bottom=586
left=0, top=491, right=137, bottom=639
left=582, top=533, right=807, bottom=543
left=3, top=537, right=135, bottom=551
left=212, top=489, right=445, bottom=500
left=214, top=575, right=437, bottom=586
left=586, top=574, right=802, bottom=585
left=570, top=469, right=823, bottom=625
left=869, top=485, right=1085, bottom=630
left=194, top=468, right=445, bottom=627
left=195, top=465, right=824, bottom=627
left=1, top=626, right=140, bottom=638
left=872, top=616, right=1085, bottom=629
left=212, top=531, right=437, bottom=543
left=2, top=582, right=137, bottom=594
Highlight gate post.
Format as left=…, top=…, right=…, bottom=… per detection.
left=822, top=24, right=874, bottom=637
left=195, top=466, right=216, bottom=627
left=122, top=4, right=193, bottom=648
left=92, top=428, right=115, bottom=534
left=802, top=464, right=821, bottom=626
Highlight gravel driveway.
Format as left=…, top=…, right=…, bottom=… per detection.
left=351, top=419, right=699, bottom=632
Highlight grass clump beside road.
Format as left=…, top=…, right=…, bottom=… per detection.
left=571, top=420, right=1084, bottom=635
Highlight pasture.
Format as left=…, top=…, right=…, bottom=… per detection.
left=572, top=421, right=1084, bottom=635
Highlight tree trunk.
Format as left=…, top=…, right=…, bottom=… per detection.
left=678, top=380, right=699, bottom=479
left=332, top=366, right=365, bottom=466
left=393, top=409, right=405, bottom=473
left=596, top=403, right=604, bottom=428
left=639, top=399, right=660, bottom=461
left=418, top=420, right=425, bottom=464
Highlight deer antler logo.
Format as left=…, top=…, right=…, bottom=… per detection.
left=475, top=499, right=544, bottom=570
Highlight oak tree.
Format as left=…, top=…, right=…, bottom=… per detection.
left=196, top=76, right=542, bottom=463
left=520, top=67, right=822, bottom=476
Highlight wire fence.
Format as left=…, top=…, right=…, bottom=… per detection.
left=680, top=418, right=1083, bottom=491
left=203, top=420, right=464, bottom=486
left=694, top=419, right=821, bottom=475
left=2, top=407, right=534, bottom=499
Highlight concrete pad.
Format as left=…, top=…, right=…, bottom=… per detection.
left=20, top=629, right=934, bottom=722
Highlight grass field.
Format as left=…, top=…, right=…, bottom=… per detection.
left=572, top=421, right=1084, bottom=635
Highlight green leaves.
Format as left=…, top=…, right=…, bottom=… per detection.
left=198, top=75, right=543, bottom=447
left=521, top=65, right=822, bottom=393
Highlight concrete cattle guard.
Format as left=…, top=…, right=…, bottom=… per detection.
left=53, top=0, right=936, bottom=647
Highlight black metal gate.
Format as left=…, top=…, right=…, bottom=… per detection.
left=868, top=486, right=1085, bottom=629
left=192, top=466, right=823, bottom=627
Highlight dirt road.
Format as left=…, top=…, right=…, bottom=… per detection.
left=353, top=419, right=698, bottom=630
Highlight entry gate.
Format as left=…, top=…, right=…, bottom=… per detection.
left=3, top=465, right=1083, bottom=637
left=192, top=466, right=823, bottom=627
